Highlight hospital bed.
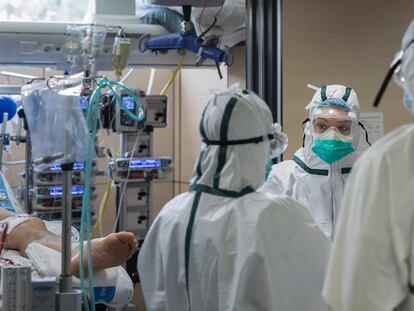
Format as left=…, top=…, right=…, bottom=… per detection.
left=0, top=172, right=132, bottom=310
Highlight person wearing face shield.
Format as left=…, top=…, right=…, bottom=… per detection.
left=138, top=86, right=330, bottom=311
left=260, top=84, right=363, bottom=239
left=322, top=21, right=414, bottom=311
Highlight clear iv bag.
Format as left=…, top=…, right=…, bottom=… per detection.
left=21, top=76, right=91, bottom=165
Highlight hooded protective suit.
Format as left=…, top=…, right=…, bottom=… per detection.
left=322, top=21, right=414, bottom=311
left=138, top=87, right=330, bottom=311
left=259, top=84, right=360, bottom=238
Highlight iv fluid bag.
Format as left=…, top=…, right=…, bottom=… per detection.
left=21, top=78, right=91, bottom=164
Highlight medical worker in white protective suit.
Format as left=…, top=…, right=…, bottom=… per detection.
left=138, top=86, right=331, bottom=311
left=260, top=84, right=369, bottom=239
left=322, top=20, right=414, bottom=311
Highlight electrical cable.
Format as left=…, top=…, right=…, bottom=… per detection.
left=80, top=77, right=145, bottom=310
left=92, top=179, right=112, bottom=237
left=197, top=1, right=224, bottom=41
left=120, top=68, right=134, bottom=84
left=160, top=51, right=185, bottom=95
left=197, top=2, right=208, bottom=34
left=80, top=85, right=100, bottom=311
left=112, top=133, right=140, bottom=233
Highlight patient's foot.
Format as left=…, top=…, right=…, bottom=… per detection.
left=71, top=231, right=138, bottom=277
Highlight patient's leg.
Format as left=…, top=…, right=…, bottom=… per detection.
left=1, top=210, right=138, bottom=277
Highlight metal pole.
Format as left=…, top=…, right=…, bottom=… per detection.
left=56, top=160, right=81, bottom=311
left=25, top=132, right=32, bottom=213
left=245, top=0, right=255, bottom=90
left=0, top=112, right=8, bottom=171
left=257, top=0, right=265, bottom=98
left=275, top=0, right=283, bottom=126
left=246, top=0, right=283, bottom=161
left=60, top=162, right=74, bottom=293
left=246, top=0, right=283, bottom=122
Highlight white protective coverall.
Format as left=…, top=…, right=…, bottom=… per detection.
left=259, top=85, right=360, bottom=238
left=323, top=21, right=414, bottom=311
left=138, top=87, right=330, bottom=311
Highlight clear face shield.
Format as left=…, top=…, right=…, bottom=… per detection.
left=392, top=49, right=414, bottom=113
left=267, top=123, right=288, bottom=159
left=310, top=106, right=358, bottom=143
left=373, top=37, right=414, bottom=111
left=309, top=105, right=358, bottom=164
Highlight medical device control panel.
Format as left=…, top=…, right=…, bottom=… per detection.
left=33, top=185, right=86, bottom=198
left=32, top=187, right=97, bottom=211
left=113, top=90, right=171, bottom=283
left=32, top=162, right=91, bottom=185
left=145, top=95, right=167, bottom=128
left=31, top=162, right=97, bottom=212
left=109, top=157, right=172, bottom=182
left=113, top=92, right=167, bottom=132
left=114, top=90, right=146, bottom=132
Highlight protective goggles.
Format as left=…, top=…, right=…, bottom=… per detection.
left=309, top=106, right=357, bottom=140
left=373, top=38, right=414, bottom=107
left=202, top=123, right=288, bottom=158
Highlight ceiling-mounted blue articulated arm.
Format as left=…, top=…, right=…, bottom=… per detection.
left=138, top=32, right=233, bottom=66
left=138, top=31, right=233, bottom=79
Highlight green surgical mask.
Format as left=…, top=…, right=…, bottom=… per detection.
left=312, top=139, right=355, bottom=164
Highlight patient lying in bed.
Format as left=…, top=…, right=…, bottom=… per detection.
left=0, top=173, right=138, bottom=306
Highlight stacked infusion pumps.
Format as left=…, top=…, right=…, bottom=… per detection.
left=26, top=88, right=171, bottom=277
left=110, top=90, right=171, bottom=235
left=108, top=90, right=172, bottom=282
left=30, top=159, right=97, bottom=228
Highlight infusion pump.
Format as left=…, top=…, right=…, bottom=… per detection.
left=109, top=157, right=173, bottom=182
left=31, top=161, right=97, bottom=210
left=32, top=162, right=90, bottom=185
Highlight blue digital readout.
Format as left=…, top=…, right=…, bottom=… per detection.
left=49, top=162, right=85, bottom=171
left=129, top=159, right=161, bottom=169
left=49, top=186, right=84, bottom=196
left=80, top=96, right=89, bottom=110
left=122, top=96, right=135, bottom=110
left=73, top=162, right=85, bottom=170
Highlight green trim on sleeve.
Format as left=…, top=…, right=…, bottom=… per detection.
left=189, top=183, right=255, bottom=198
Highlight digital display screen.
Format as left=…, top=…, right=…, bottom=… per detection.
left=80, top=96, right=89, bottom=110
left=49, top=162, right=85, bottom=171
left=73, top=162, right=85, bottom=170
left=129, top=159, right=161, bottom=169
left=49, top=186, right=84, bottom=196
left=122, top=96, right=135, bottom=110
